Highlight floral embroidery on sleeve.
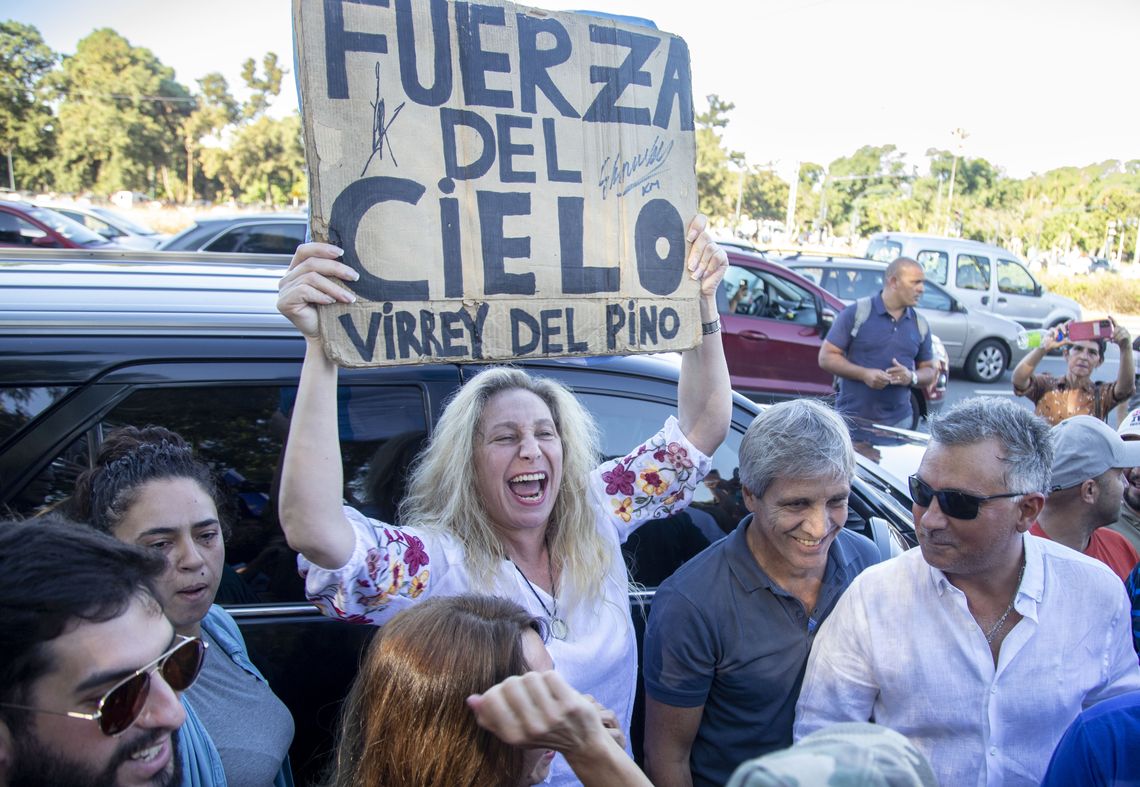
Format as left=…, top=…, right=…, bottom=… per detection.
left=598, top=427, right=707, bottom=527
left=304, top=523, right=433, bottom=623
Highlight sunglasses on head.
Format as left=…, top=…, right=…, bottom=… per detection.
left=0, top=635, right=206, bottom=736
left=908, top=475, right=1026, bottom=520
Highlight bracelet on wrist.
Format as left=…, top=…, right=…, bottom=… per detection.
left=701, top=318, right=721, bottom=336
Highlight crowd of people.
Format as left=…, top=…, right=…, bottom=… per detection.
left=2, top=237, right=1140, bottom=787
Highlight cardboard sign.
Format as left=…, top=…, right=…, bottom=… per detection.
left=294, top=0, right=698, bottom=367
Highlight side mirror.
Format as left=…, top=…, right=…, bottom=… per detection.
left=31, top=234, right=59, bottom=248
left=819, top=308, right=836, bottom=330
left=1034, top=283, right=1042, bottom=296
left=953, top=300, right=968, bottom=313
left=97, top=227, right=117, bottom=239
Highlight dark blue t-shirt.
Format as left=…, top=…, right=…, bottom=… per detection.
left=826, top=293, right=933, bottom=424
left=1040, top=689, right=1140, bottom=786
left=642, top=516, right=880, bottom=787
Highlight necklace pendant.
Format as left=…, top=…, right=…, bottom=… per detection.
left=549, top=616, right=569, bottom=640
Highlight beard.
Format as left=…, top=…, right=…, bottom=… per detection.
left=8, top=726, right=181, bottom=787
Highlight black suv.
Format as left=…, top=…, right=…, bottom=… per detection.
left=0, top=248, right=921, bottom=780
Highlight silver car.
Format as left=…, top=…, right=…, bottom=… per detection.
left=785, top=256, right=1028, bottom=383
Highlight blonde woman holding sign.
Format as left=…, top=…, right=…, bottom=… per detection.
left=275, top=214, right=730, bottom=785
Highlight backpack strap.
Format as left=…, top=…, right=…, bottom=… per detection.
left=849, top=296, right=873, bottom=340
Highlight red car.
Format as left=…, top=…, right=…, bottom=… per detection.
left=0, top=201, right=122, bottom=249
left=717, top=249, right=946, bottom=428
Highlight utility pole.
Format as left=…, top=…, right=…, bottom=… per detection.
left=733, top=164, right=745, bottom=235
left=785, top=161, right=800, bottom=241
left=944, top=127, right=969, bottom=235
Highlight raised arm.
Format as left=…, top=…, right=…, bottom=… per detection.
left=1012, top=326, right=1064, bottom=393
left=678, top=215, right=732, bottom=457
left=276, top=243, right=360, bottom=569
left=1112, top=318, right=1135, bottom=400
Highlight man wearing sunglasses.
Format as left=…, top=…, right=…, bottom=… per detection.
left=794, top=397, right=1140, bottom=787
left=0, top=517, right=202, bottom=787
left=1032, top=415, right=1140, bottom=581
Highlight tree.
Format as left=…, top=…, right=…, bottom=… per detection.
left=241, top=52, right=285, bottom=119
left=740, top=168, right=788, bottom=224
left=0, top=21, right=57, bottom=191
left=182, top=72, right=238, bottom=203
left=203, top=113, right=306, bottom=206
left=53, top=29, right=192, bottom=198
left=695, top=94, right=742, bottom=223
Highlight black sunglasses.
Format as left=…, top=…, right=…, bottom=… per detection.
left=908, top=475, right=1026, bottom=520
left=0, top=635, right=206, bottom=736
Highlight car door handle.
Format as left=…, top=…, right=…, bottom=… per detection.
left=740, top=330, right=769, bottom=341
left=997, top=297, right=1007, bottom=303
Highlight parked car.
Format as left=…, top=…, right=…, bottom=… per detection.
left=0, top=248, right=927, bottom=779
left=865, top=232, right=1080, bottom=330
left=718, top=249, right=947, bottom=427
left=0, top=200, right=124, bottom=250
left=158, top=213, right=307, bottom=254
left=784, top=255, right=1029, bottom=383
left=41, top=204, right=170, bottom=250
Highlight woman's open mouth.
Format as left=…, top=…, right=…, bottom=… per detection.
left=508, top=471, right=548, bottom=502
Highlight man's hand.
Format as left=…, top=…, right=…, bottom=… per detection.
left=886, top=358, right=914, bottom=387
left=862, top=368, right=891, bottom=389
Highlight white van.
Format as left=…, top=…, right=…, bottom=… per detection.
left=865, top=232, right=1080, bottom=330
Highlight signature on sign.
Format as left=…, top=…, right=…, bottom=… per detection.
left=361, top=62, right=406, bottom=177
left=597, top=136, right=674, bottom=200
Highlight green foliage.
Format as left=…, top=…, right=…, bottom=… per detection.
left=203, top=114, right=305, bottom=206
left=0, top=21, right=57, bottom=190
left=1041, top=271, right=1140, bottom=316
left=695, top=94, right=740, bottom=221
left=53, top=28, right=192, bottom=197
left=240, top=52, right=285, bottom=120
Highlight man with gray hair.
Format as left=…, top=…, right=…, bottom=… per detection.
left=795, top=396, right=1140, bottom=786
left=642, top=399, right=880, bottom=787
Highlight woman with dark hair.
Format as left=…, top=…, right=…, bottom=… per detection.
left=328, top=594, right=649, bottom=787
left=276, top=216, right=731, bottom=785
left=70, top=426, right=294, bottom=787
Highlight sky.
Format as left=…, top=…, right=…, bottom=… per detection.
left=6, top=0, right=1139, bottom=181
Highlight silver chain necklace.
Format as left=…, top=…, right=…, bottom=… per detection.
left=984, top=557, right=1026, bottom=644
left=511, top=550, right=568, bottom=640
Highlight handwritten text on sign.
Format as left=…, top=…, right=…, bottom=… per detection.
left=293, top=0, right=698, bottom=366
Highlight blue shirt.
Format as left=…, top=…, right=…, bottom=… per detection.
left=826, top=293, right=932, bottom=424
left=1040, top=689, right=1140, bottom=786
left=643, top=516, right=880, bottom=787
left=1128, top=563, right=1140, bottom=658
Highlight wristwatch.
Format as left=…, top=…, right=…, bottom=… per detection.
left=910, top=370, right=919, bottom=387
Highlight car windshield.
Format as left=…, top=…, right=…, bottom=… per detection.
left=24, top=207, right=108, bottom=244
left=93, top=208, right=158, bottom=235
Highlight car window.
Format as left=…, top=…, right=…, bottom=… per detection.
left=916, top=250, right=948, bottom=284
left=63, top=211, right=120, bottom=237
left=794, top=266, right=823, bottom=285
left=579, top=392, right=746, bottom=588
left=917, top=281, right=953, bottom=311
left=11, top=383, right=429, bottom=604
left=25, top=206, right=107, bottom=244
left=0, top=386, right=75, bottom=445
left=996, top=258, right=1036, bottom=295
left=955, top=253, right=991, bottom=291
left=866, top=239, right=901, bottom=262
left=205, top=223, right=306, bottom=254
left=0, top=211, right=52, bottom=246
left=719, top=264, right=818, bottom=325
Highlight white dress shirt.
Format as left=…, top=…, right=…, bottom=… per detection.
left=794, top=533, right=1140, bottom=787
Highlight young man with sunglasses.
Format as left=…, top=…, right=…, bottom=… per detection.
left=1033, top=415, right=1140, bottom=581
left=794, top=396, right=1140, bottom=787
left=0, top=517, right=204, bottom=787
left=1012, top=319, right=1134, bottom=426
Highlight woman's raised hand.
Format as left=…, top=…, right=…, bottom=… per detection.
left=277, top=242, right=359, bottom=339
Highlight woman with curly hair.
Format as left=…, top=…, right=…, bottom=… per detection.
left=69, top=425, right=294, bottom=787
left=276, top=215, right=731, bottom=785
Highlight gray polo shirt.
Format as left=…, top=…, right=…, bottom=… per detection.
left=643, top=515, right=880, bottom=787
